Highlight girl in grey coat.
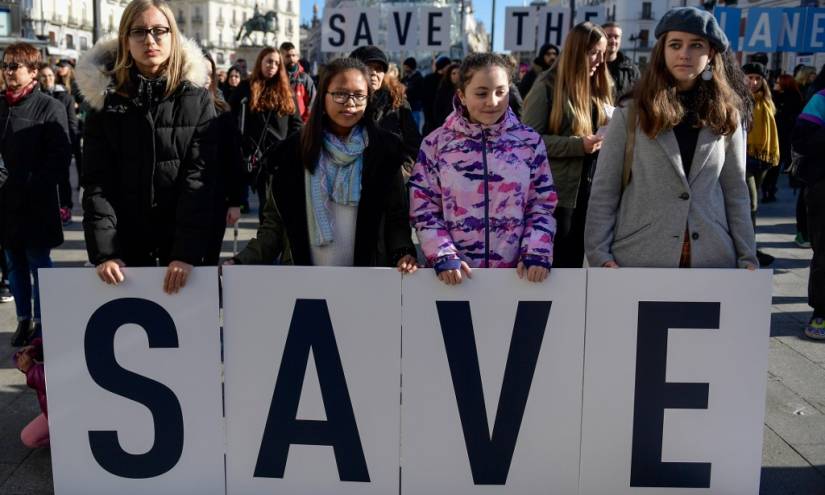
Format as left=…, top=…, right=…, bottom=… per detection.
left=585, top=7, right=758, bottom=269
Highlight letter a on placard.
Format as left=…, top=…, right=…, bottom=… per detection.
left=353, top=12, right=373, bottom=46
left=254, top=299, right=369, bottom=482
left=435, top=301, right=551, bottom=485
left=630, top=302, right=718, bottom=488
left=85, top=298, right=184, bottom=479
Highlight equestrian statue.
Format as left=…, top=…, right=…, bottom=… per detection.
left=236, top=4, right=279, bottom=45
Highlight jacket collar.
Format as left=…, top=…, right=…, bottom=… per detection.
left=76, top=33, right=210, bottom=111
left=656, top=127, right=719, bottom=187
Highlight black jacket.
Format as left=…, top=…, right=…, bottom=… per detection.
left=79, top=37, right=217, bottom=266
left=432, top=79, right=457, bottom=130
left=422, top=72, right=443, bottom=134
left=230, top=80, right=303, bottom=178
left=518, top=58, right=551, bottom=98
left=792, top=117, right=825, bottom=185
left=235, top=127, right=416, bottom=267
left=607, top=51, right=641, bottom=100
left=41, top=85, right=79, bottom=141
left=371, top=88, right=422, bottom=176
left=402, top=70, right=424, bottom=111
left=0, top=88, right=71, bottom=249
left=774, top=89, right=804, bottom=166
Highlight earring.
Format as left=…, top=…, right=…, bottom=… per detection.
left=701, top=63, right=713, bottom=81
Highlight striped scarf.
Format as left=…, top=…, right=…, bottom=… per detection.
left=305, top=126, right=367, bottom=246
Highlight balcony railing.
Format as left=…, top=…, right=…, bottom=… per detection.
left=192, top=15, right=203, bottom=24
left=67, top=15, right=79, bottom=26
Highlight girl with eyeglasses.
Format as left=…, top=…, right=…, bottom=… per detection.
left=226, top=58, right=417, bottom=271
left=522, top=22, right=614, bottom=268
left=409, top=53, right=558, bottom=286
left=78, top=0, right=217, bottom=294
left=229, top=47, right=302, bottom=221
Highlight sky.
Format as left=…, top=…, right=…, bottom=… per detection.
left=299, top=0, right=534, bottom=54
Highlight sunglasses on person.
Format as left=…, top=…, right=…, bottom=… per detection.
left=327, top=91, right=369, bottom=105
left=128, top=26, right=171, bottom=42
left=1, top=62, right=28, bottom=72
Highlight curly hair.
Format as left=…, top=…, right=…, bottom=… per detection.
left=249, top=47, right=296, bottom=115
left=382, top=72, right=407, bottom=109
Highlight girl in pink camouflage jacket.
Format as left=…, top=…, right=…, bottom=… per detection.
left=410, top=53, right=558, bottom=285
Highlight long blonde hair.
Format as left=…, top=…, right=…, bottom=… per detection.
left=549, top=22, right=613, bottom=136
left=112, top=0, right=184, bottom=98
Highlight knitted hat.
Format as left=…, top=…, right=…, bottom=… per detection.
left=742, top=62, right=767, bottom=79
left=350, top=45, right=389, bottom=72
left=654, top=7, right=729, bottom=52
left=435, top=56, right=452, bottom=71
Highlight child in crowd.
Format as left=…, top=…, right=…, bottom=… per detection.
left=410, top=53, right=558, bottom=285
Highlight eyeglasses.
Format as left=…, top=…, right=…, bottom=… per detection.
left=327, top=91, right=368, bottom=105
left=128, top=26, right=171, bottom=42
left=1, top=62, right=25, bottom=72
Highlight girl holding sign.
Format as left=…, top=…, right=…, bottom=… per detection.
left=409, top=53, right=558, bottom=286
left=522, top=22, right=614, bottom=268
left=584, top=7, right=757, bottom=269
left=79, top=0, right=216, bottom=294
left=228, top=58, right=417, bottom=271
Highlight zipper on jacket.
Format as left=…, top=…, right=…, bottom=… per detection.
left=481, top=129, right=490, bottom=268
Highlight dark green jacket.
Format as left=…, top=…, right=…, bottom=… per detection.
left=522, top=68, right=587, bottom=209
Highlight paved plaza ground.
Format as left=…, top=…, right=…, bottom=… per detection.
left=0, top=177, right=823, bottom=494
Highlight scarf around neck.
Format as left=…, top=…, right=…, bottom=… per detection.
left=746, top=95, right=780, bottom=166
left=305, top=126, right=368, bottom=247
left=4, top=80, right=38, bottom=106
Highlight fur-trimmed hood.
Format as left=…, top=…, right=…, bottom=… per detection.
left=76, top=33, right=210, bottom=111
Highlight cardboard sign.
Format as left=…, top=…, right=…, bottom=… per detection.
left=579, top=269, right=772, bottom=495
left=504, top=7, right=538, bottom=52
left=401, top=269, right=586, bottom=494
left=40, top=268, right=225, bottom=495
left=222, top=266, right=401, bottom=495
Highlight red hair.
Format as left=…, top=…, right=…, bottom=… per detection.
left=2, top=43, right=41, bottom=69
left=249, top=47, right=296, bottom=115
left=776, top=74, right=801, bottom=97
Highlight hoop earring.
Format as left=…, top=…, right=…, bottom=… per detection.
left=701, top=63, right=713, bottom=81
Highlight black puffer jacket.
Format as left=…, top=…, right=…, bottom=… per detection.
left=0, top=87, right=71, bottom=249
left=371, top=88, right=421, bottom=176
left=78, top=36, right=217, bottom=266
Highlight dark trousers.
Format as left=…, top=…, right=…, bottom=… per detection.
left=807, top=180, right=825, bottom=317
left=797, top=186, right=808, bottom=239
left=762, top=166, right=780, bottom=198
left=58, top=164, right=72, bottom=209
left=0, top=246, right=8, bottom=281
left=554, top=175, right=590, bottom=268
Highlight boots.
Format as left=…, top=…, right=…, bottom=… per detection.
left=10, top=319, right=32, bottom=347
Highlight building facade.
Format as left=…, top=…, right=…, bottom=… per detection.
left=169, top=0, right=300, bottom=67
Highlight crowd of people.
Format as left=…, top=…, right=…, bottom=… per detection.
left=2, top=0, right=825, bottom=450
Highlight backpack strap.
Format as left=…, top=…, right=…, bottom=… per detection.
left=621, top=102, right=637, bottom=192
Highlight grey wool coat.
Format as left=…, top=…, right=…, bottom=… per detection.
left=585, top=105, right=758, bottom=269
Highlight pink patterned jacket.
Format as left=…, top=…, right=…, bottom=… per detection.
left=410, top=104, right=558, bottom=271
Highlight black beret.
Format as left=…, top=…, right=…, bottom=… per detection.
left=654, top=7, right=729, bottom=52
left=435, top=56, right=452, bottom=71
left=349, top=45, right=389, bottom=72
left=742, top=62, right=767, bottom=79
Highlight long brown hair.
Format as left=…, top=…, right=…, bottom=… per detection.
left=249, top=47, right=295, bottom=115
left=300, top=58, right=377, bottom=172
left=382, top=71, right=406, bottom=109
left=776, top=74, right=801, bottom=98
left=549, top=22, right=613, bottom=136
left=112, top=0, right=184, bottom=98
left=635, top=36, right=741, bottom=138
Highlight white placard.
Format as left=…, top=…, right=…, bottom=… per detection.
left=401, top=269, right=586, bottom=495
left=321, top=7, right=353, bottom=52
left=504, top=7, right=538, bottom=52
left=536, top=7, right=571, bottom=49
left=223, top=266, right=401, bottom=495
left=576, top=7, right=606, bottom=26
left=40, top=268, right=225, bottom=495
left=579, top=269, right=772, bottom=495
left=386, top=7, right=420, bottom=52
left=419, top=7, right=452, bottom=50
left=350, top=7, right=381, bottom=49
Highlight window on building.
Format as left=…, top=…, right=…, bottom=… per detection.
left=641, top=2, right=652, bottom=20
left=217, top=52, right=225, bottom=65
left=639, top=29, right=649, bottom=48
left=66, top=34, right=74, bottom=49
left=48, top=31, right=56, bottom=46
left=80, top=36, right=88, bottom=50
